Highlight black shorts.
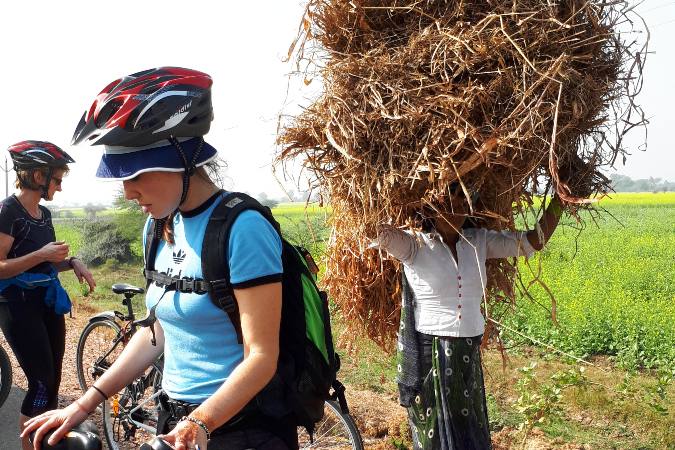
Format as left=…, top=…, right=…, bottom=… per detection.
left=157, top=394, right=298, bottom=450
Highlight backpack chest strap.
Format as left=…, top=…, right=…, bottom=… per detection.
left=144, top=269, right=210, bottom=295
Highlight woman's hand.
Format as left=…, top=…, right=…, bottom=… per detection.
left=21, top=401, right=90, bottom=450
left=37, top=241, right=69, bottom=263
left=70, top=258, right=96, bottom=293
left=160, top=418, right=208, bottom=450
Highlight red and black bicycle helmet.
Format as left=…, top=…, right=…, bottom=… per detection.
left=8, top=140, right=75, bottom=170
left=71, top=67, right=213, bottom=147
left=8, top=140, right=74, bottom=199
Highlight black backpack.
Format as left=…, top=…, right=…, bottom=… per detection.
left=143, top=191, right=347, bottom=436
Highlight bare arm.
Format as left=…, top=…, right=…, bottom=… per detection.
left=77, top=325, right=165, bottom=411
left=53, top=257, right=97, bottom=293
left=156, top=283, right=283, bottom=449
left=22, top=324, right=164, bottom=447
left=526, top=196, right=563, bottom=251
left=176, top=282, right=282, bottom=442
left=0, top=233, right=69, bottom=279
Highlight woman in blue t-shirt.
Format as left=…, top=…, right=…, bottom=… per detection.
left=23, top=68, right=296, bottom=450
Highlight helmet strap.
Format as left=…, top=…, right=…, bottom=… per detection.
left=168, top=136, right=205, bottom=206
left=41, top=167, right=53, bottom=200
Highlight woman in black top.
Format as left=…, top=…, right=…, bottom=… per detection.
left=0, top=141, right=95, bottom=450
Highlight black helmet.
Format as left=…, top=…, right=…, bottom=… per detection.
left=8, top=140, right=74, bottom=199
left=8, top=140, right=75, bottom=170
left=72, top=67, right=213, bottom=147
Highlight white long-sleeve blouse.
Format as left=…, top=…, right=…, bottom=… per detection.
left=373, top=226, right=536, bottom=337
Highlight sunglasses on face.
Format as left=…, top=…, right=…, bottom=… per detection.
left=50, top=176, right=63, bottom=187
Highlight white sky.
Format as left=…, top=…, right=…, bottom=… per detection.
left=0, top=0, right=672, bottom=206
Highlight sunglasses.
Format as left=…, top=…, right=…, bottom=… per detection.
left=51, top=176, right=63, bottom=187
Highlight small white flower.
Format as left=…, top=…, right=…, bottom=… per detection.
left=397, top=364, right=402, bottom=373
left=426, top=407, right=432, bottom=417
left=463, top=389, right=470, bottom=398
left=463, top=355, right=470, bottom=363
left=445, top=367, right=453, bottom=376
left=466, top=338, right=473, bottom=345
left=428, top=429, right=434, bottom=439
left=415, top=395, right=421, bottom=404
left=445, top=348, right=453, bottom=357
left=461, top=408, right=469, bottom=416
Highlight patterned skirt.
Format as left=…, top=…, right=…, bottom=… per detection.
left=406, top=333, right=492, bottom=450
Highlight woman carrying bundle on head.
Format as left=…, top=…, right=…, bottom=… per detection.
left=371, top=183, right=564, bottom=450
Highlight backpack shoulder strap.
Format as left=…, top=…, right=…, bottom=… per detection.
left=203, top=191, right=281, bottom=344
left=143, top=217, right=165, bottom=290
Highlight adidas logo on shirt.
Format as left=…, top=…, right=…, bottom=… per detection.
left=172, top=249, right=186, bottom=264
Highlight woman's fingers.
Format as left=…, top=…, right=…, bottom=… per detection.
left=84, top=272, right=96, bottom=292
left=158, top=434, right=179, bottom=449
left=47, top=420, right=75, bottom=446
left=29, top=418, right=57, bottom=450
left=21, top=411, right=53, bottom=435
left=74, top=269, right=84, bottom=283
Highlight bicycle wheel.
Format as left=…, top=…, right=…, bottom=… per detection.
left=76, top=319, right=123, bottom=391
left=298, top=400, right=364, bottom=450
left=0, top=345, right=12, bottom=409
left=102, top=362, right=162, bottom=450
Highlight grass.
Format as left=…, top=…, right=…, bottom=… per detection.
left=507, top=192, right=675, bottom=370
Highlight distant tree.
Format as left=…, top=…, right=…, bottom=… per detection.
left=46, top=205, right=60, bottom=218
left=112, top=189, right=146, bottom=255
left=610, top=174, right=674, bottom=192
left=610, top=174, right=634, bottom=192
left=77, top=220, right=134, bottom=266
left=83, top=203, right=106, bottom=219
left=256, top=192, right=279, bottom=208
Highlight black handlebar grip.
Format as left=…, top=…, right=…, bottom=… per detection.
left=140, top=437, right=174, bottom=450
left=29, top=420, right=101, bottom=450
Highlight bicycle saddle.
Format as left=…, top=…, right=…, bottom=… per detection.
left=29, top=420, right=101, bottom=450
left=140, top=436, right=173, bottom=450
left=111, top=283, right=145, bottom=295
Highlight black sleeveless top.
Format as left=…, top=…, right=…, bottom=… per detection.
left=0, top=195, right=56, bottom=301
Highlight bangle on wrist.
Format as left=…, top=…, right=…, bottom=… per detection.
left=91, top=385, right=108, bottom=401
left=180, top=415, right=211, bottom=440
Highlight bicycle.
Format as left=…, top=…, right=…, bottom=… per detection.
left=76, top=283, right=364, bottom=450
left=0, top=343, right=13, bottom=408
left=76, top=283, right=162, bottom=449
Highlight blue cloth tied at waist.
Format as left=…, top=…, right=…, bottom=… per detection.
left=0, top=269, right=71, bottom=314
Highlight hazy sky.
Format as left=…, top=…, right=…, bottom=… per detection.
left=0, top=1, right=672, bottom=206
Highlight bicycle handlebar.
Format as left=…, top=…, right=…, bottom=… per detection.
left=29, top=420, right=175, bottom=450
left=139, top=436, right=174, bottom=450
left=29, top=421, right=101, bottom=450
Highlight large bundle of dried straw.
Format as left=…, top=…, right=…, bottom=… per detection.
left=277, top=0, right=646, bottom=348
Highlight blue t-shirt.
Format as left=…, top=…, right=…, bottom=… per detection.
left=143, top=192, right=282, bottom=403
